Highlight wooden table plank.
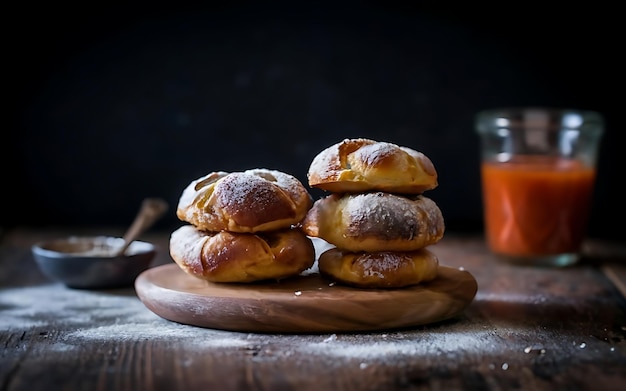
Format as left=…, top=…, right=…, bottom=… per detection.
left=1, top=227, right=625, bottom=391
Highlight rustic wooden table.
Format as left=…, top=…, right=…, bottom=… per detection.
left=1, top=227, right=625, bottom=391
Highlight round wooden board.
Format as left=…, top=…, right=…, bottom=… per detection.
left=135, top=264, right=478, bottom=333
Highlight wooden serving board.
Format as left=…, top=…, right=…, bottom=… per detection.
left=135, top=264, right=478, bottom=333
left=135, top=264, right=477, bottom=333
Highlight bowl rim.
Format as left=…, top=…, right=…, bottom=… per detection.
left=31, top=236, right=156, bottom=259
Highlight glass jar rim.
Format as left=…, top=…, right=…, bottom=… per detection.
left=475, top=107, right=604, bottom=134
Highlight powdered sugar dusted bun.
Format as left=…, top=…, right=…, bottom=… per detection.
left=176, top=169, right=313, bottom=233
left=308, top=138, right=438, bottom=194
left=301, top=192, right=444, bottom=252
left=169, top=225, right=316, bottom=283
left=318, top=247, right=439, bottom=288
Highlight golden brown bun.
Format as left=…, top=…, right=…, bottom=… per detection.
left=176, top=169, right=313, bottom=233
left=307, top=138, right=438, bottom=194
left=318, top=247, right=439, bottom=288
left=301, top=192, right=444, bottom=252
left=169, top=225, right=316, bottom=283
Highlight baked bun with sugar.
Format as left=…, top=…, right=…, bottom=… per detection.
left=317, top=247, right=439, bottom=288
left=301, top=192, right=444, bottom=252
left=177, top=169, right=313, bottom=233
left=307, top=138, right=438, bottom=194
left=170, top=225, right=315, bottom=283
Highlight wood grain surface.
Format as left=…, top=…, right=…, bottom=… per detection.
left=135, top=264, right=478, bottom=333
left=3, top=228, right=626, bottom=391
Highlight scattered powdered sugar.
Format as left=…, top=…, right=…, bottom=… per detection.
left=216, top=170, right=305, bottom=214
left=217, top=173, right=270, bottom=210
left=66, top=321, right=252, bottom=350
left=46, top=342, right=76, bottom=352
left=300, top=330, right=495, bottom=358
left=323, top=334, right=337, bottom=342
left=524, top=345, right=547, bottom=354
left=0, top=284, right=153, bottom=331
left=0, top=282, right=255, bottom=349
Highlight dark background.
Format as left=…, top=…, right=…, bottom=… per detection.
left=6, top=1, right=623, bottom=241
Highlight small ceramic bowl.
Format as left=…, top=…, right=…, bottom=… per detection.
left=31, top=236, right=157, bottom=289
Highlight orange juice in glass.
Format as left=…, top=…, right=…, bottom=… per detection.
left=475, top=108, right=604, bottom=266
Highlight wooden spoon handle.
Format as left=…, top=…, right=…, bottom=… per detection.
left=117, top=198, right=169, bottom=256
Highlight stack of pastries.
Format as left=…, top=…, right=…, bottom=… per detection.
left=169, top=169, right=316, bottom=283
left=301, top=138, right=445, bottom=288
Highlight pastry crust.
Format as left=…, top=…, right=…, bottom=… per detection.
left=307, top=138, right=438, bottom=194
left=176, top=169, right=313, bottom=233
left=301, top=192, right=444, bottom=252
left=169, top=225, right=316, bottom=283
left=318, top=247, right=439, bottom=288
